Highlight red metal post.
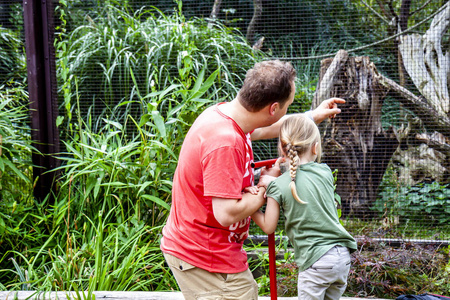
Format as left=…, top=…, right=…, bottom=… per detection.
left=253, top=159, right=278, bottom=299
left=268, top=232, right=277, bottom=299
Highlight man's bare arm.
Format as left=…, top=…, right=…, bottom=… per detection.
left=251, top=98, right=346, bottom=141
left=212, top=187, right=266, bottom=227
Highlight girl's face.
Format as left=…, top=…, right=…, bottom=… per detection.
left=277, top=141, right=286, bottom=158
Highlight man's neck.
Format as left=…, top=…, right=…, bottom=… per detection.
left=218, top=99, right=262, bottom=134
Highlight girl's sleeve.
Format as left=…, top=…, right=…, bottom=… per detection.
left=266, top=181, right=283, bottom=206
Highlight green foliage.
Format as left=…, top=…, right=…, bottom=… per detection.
left=0, top=85, right=43, bottom=287
left=0, top=85, right=34, bottom=225
left=3, top=214, right=176, bottom=292
left=374, top=181, right=450, bottom=225
left=56, top=1, right=263, bottom=136
left=1, top=36, right=223, bottom=292
left=54, top=66, right=219, bottom=227
left=346, top=238, right=450, bottom=298
left=0, top=86, right=33, bottom=191
left=0, top=27, right=26, bottom=86
left=2, top=1, right=244, bottom=291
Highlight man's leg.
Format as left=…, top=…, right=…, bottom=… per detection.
left=164, top=252, right=258, bottom=300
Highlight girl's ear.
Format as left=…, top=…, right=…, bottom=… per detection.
left=312, top=142, right=319, bottom=155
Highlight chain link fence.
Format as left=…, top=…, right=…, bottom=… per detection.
left=1, top=0, right=449, bottom=243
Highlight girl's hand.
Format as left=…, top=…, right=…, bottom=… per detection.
left=260, top=157, right=285, bottom=178
left=243, top=186, right=260, bottom=195
left=257, top=175, right=277, bottom=189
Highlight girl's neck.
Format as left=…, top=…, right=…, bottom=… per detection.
left=298, top=157, right=315, bottom=165
left=298, top=152, right=317, bottom=165
left=297, top=142, right=318, bottom=165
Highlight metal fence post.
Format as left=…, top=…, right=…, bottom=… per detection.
left=23, top=0, right=59, bottom=202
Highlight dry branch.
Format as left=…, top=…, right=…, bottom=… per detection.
left=210, top=0, right=223, bottom=20
left=376, top=73, right=450, bottom=137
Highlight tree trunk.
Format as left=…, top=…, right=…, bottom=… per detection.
left=397, top=0, right=412, bottom=86
left=246, top=0, right=262, bottom=45
left=210, top=0, right=222, bottom=20
left=313, top=51, right=399, bottom=217
left=398, top=1, right=450, bottom=114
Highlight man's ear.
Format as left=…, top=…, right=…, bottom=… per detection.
left=269, top=102, right=279, bottom=116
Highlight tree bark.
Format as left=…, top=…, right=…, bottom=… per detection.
left=313, top=51, right=399, bottom=217
left=399, top=0, right=412, bottom=31
left=397, top=0, right=412, bottom=86
left=210, top=0, right=223, bottom=20
left=246, top=0, right=262, bottom=45
left=376, top=73, right=450, bottom=137
left=398, top=1, right=450, bottom=114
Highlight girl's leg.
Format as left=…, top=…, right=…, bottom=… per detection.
left=297, top=246, right=351, bottom=300
left=324, top=247, right=351, bottom=300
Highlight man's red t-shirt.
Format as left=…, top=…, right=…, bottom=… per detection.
left=160, top=103, right=254, bottom=273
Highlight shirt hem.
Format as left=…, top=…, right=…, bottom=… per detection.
left=161, top=249, right=248, bottom=274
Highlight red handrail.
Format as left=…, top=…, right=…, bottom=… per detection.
left=253, top=159, right=278, bottom=300
left=252, top=158, right=278, bottom=169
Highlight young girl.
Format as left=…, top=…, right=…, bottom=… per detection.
left=252, top=114, right=357, bottom=300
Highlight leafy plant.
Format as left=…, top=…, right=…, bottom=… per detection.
left=0, top=86, right=35, bottom=236
left=0, top=86, right=34, bottom=198
left=56, top=1, right=263, bottom=136
left=0, top=85, right=50, bottom=288
left=0, top=27, right=26, bottom=86
left=3, top=214, right=176, bottom=293
left=374, top=181, right=450, bottom=225
left=1, top=58, right=221, bottom=291
left=346, top=237, right=450, bottom=298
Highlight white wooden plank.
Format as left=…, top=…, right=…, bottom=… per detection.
left=0, top=291, right=390, bottom=300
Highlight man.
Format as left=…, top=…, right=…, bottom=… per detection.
left=160, top=60, right=344, bottom=299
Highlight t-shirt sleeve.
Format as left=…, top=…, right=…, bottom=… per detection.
left=202, top=146, right=245, bottom=199
left=321, top=163, right=335, bottom=187
left=266, top=181, right=283, bottom=206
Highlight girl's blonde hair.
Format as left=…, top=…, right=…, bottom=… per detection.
left=279, top=114, right=322, bottom=204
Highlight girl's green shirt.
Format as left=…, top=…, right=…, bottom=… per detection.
left=266, top=161, right=357, bottom=271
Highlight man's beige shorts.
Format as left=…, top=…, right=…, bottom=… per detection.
left=164, top=252, right=259, bottom=300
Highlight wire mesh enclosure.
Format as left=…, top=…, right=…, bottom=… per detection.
left=1, top=0, right=449, bottom=271
left=50, top=0, right=450, bottom=241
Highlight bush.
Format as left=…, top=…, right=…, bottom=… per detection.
left=0, top=85, right=39, bottom=287
left=56, top=0, right=264, bottom=136
left=250, top=238, right=450, bottom=298
left=0, top=27, right=26, bottom=86
left=374, top=182, right=450, bottom=225
left=347, top=238, right=450, bottom=298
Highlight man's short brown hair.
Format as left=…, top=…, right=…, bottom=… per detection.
left=238, top=60, right=296, bottom=112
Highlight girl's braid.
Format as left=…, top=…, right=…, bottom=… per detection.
left=287, top=144, right=307, bottom=204
left=287, top=144, right=298, bottom=182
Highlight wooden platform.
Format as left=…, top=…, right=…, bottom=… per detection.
left=0, top=291, right=390, bottom=299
